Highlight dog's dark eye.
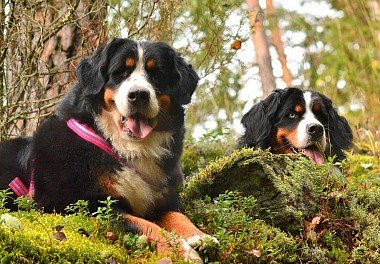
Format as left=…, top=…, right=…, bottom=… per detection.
left=114, top=68, right=130, bottom=79
left=120, top=71, right=131, bottom=78
left=289, top=113, right=299, bottom=119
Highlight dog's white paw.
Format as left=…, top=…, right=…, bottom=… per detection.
left=187, top=234, right=219, bottom=248
left=178, top=238, right=203, bottom=263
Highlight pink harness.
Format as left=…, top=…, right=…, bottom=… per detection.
left=8, top=118, right=120, bottom=198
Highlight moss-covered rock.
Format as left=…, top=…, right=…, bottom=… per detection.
left=344, top=154, right=380, bottom=211
left=183, top=148, right=326, bottom=232
left=183, top=191, right=329, bottom=263
left=1, top=148, right=380, bottom=263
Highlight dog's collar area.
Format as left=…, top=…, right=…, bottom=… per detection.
left=66, top=118, right=122, bottom=163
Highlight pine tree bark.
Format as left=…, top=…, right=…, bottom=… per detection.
left=246, top=0, right=276, bottom=97
left=266, top=0, right=292, bottom=86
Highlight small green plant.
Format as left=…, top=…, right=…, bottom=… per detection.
left=0, top=189, right=13, bottom=212
left=92, top=196, right=120, bottom=222
left=14, top=196, right=37, bottom=212
left=65, top=199, right=90, bottom=217
left=184, top=190, right=303, bottom=263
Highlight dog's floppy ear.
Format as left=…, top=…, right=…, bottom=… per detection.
left=76, top=38, right=125, bottom=96
left=238, top=89, right=284, bottom=149
left=320, top=93, right=353, bottom=161
left=172, top=53, right=200, bottom=105
left=56, top=38, right=127, bottom=119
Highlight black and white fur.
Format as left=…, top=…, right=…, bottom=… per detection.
left=238, top=87, right=353, bottom=163
left=0, top=38, right=214, bottom=261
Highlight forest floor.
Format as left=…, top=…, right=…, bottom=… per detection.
left=0, top=136, right=379, bottom=263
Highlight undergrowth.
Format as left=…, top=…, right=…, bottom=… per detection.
left=0, top=196, right=183, bottom=263
left=0, top=137, right=379, bottom=263
left=181, top=139, right=380, bottom=263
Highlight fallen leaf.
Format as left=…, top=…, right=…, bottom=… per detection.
left=246, top=249, right=261, bottom=257
left=105, top=231, right=118, bottom=243
left=303, top=216, right=321, bottom=242
left=53, top=231, right=67, bottom=241
left=156, top=257, right=173, bottom=264
left=105, top=257, right=119, bottom=264
left=311, top=216, right=321, bottom=229
left=55, top=225, right=64, bottom=232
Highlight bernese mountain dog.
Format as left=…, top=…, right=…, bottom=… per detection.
left=238, top=87, right=353, bottom=163
left=0, top=38, right=215, bottom=261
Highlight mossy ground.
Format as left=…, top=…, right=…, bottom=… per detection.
left=0, top=198, right=185, bottom=263
left=1, top=138, right=379, bottom=263
left=181, top=140, right=380, bottom=263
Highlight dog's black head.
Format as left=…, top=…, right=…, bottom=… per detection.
left=57, top=38, right=199, bottom=146
left=238, top=87, right=353, bottom=163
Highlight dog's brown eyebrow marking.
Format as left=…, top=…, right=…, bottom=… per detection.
left=125, top=57, right=135, bottom=67
left=157, top=95, right=171, bottom=111
left=294, top=104, right=304, bottom=113
left=313, top=102, right=322, bottom=112
left=146, top=59, right=156, bottom=70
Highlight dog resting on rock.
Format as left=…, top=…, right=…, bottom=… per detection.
left=0, top=38, right=216, bottom=262
left=238, top=87, right=353, bottom=163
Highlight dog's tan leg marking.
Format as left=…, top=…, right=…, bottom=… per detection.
left=157, top=211, right=205, bottom=240
left=122, top=214, right=202, bottom=262
left=157, top=211, right=219, bottom=248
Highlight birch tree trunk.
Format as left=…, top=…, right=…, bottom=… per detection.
left=266, top=0, right=292, bottom=86
left=246, top=0, right=276, bottom=97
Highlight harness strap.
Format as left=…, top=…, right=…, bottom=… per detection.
left=66, top=118, right=121, bottom=162
left=9, top=177, right=28, bottom=197
left=9, top=118, right=120, bottom=198
left=8, top=172, right=34, bottom=198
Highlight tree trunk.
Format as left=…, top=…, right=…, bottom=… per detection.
left=266, top=0, right=292, bottom=86
left=246, top=0, right=276, bottom=97
left=1, top=0, right=107, bottom=139
left=368, top=0, right=380, bottom=43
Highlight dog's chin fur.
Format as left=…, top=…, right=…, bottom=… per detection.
left=95, top=108, right=173, bottom=160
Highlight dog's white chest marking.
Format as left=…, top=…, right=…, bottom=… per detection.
left=112, top=159, right=168, bottom=217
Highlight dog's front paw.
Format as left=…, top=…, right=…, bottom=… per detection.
left=177, top=238, right=204, bottom=263
left=187, top=234, right=219, bottom=249
left=187, top=234, right=219, bottom=262
left=156, top=232, right=203, bottom=263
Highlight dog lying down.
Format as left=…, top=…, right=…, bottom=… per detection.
left=0, top=38, right=217, bottom=262
left=238, top=87, right=353, bottom=163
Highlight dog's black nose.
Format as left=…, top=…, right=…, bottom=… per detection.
left=307, top=123, right=324, bottom=139
left=128, top=88, right=150, bottom=105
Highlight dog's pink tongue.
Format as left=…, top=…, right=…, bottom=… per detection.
left=126, top=114, right=153, bottom=139
left=301, top=148, right=325, bottom=164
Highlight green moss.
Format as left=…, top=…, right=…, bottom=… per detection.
left=183, top=148, right=326, bottom=232
left=0, top=211, right=184, bottom=263
left=344, top=154, right=380, bottom=211
left=183, top=191, right=311, bottom=263
left=1, top=144, right=380, bottom=263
